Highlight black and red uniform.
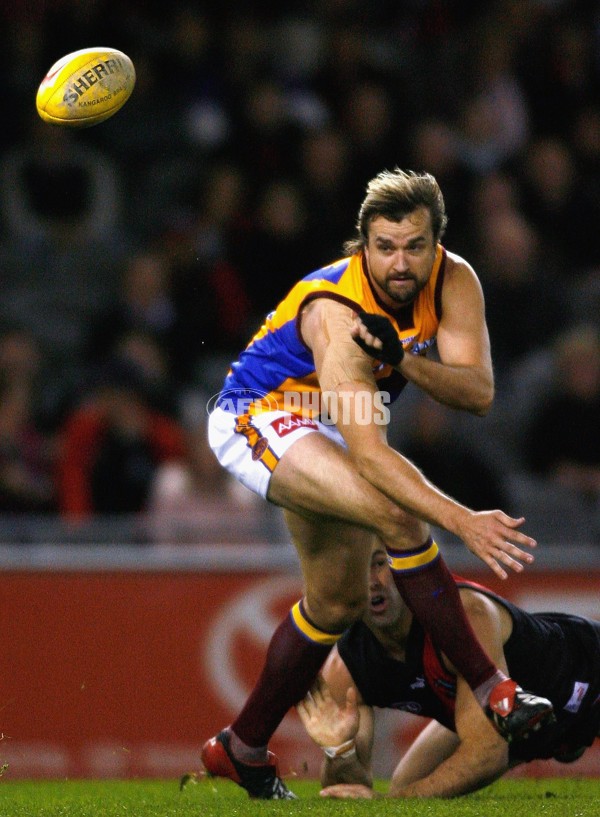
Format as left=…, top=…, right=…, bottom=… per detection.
left=337, top=579, right=600, bottom=762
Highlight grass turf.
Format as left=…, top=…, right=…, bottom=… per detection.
left=1, top=778, right=600, bottom=817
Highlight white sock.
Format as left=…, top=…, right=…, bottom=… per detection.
left=473, top=669, right=508, bottom=709
left=228, top=728, right=268, bottom=764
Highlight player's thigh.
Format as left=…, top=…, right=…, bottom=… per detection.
left=285, top=508, right=375, bottom=623
left=267, top=430, right=427, bottom=547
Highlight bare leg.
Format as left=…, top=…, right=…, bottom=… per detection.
left=203, top=432, right=551, bottom=792
left=231, top=513, right=374, bottom=749
left=267, top=433, right=500, bottom=696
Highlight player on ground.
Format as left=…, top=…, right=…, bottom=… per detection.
left=201, top=168, right=553, bottom=799
left=298, top=546, right=600, bottom=799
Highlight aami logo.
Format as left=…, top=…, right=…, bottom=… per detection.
left=271, top=415, right=318, bottom=438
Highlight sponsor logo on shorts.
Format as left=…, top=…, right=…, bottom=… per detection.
left=270, top=416, right=319, bottom=437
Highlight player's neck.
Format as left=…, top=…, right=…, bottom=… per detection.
left=372, top=611, right=412, bottom=662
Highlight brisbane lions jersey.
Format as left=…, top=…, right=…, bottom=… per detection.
left=218, top=247, right=446, bottom=417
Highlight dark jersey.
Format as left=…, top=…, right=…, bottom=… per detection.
left=337, top=579, right=600, bottom=763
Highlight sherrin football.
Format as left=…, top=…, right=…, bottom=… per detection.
left=36, top=47, right=135, bottom=127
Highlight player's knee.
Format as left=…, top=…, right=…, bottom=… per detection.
left=306, top=592, right=367, bottom=633
left=375, top=503, right=429, bottom=548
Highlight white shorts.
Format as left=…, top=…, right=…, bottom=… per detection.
left=208, top=407, right=346, bottom=499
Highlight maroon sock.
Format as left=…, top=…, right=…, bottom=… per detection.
left=231, top=601, right=337, bottom=747
left=388, top=539, right=498, bottom=692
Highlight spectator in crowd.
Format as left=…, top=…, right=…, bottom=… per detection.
left=407, top=119, right=474, bottom=253
left=520, top=13, right=600, bottom=141
left=163, top=161, right=254, bottom=384
left=0, top=323, right=65, bottom=440
left=453, top=22, right=529, bottom=176
left=473, top=209, right=563, bottom=377
left=56, top=358, right=186, bottom=522
left=85, top=249, right=178, bottom=375
left=146, top=407, right=264, bottom=545
left=524, top=324, right=600, bottom=505
left=112, top=329, right=179, bottom=417
left=519, top=136, right=598, bottom=275
left=339, top=79, right=402, bottom=203
left=299, top=127, right=354, bottom=266
left=0, top=0, right=597, bottom=537
left=0, top=325, right=57, bottom=512
left=401, top=394, right=509, bottom=516
left=0, top=325, right=42, bottom=400
left=230, top=76, right=303, bottom=191
left=0, top=375, right=56, bottom=514
left=239, top=179, right=313, bottom=319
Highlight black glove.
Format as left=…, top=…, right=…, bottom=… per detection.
left=352, top=311, right=404, bottom=367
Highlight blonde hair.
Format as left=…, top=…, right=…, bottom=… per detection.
left=343, top=168, right=447, bottom=255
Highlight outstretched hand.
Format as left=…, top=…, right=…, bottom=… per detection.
left=296, top=675, right=359, bottom=748
left=459, top=510, right=537, bottom=580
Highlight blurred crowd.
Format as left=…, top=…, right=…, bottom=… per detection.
left=0, top=0, right=598, bottom=544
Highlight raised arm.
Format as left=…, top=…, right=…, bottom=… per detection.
left=351, top=255, right=494, bottom=415
left=302, top=298, right=536, bottom=578
left=296, top=653, right=374, bottom=788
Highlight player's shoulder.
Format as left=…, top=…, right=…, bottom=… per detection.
left=300, top=293, right=357, bottom=342
left=457, top=585, right=497, bottom=613
left=441, top=248, right=484, bottom=297
left=457, top=586, right=513, bottom=638
left=443, top=249, right=478, bottom=279
left=302, top=294, right=356, bottom=318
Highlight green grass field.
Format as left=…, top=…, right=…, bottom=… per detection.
left=1, top=777, right=600, bottom=817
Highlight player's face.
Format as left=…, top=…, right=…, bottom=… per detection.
left=364, top=210, right=437, bottom=309
left=364, top=549, right=406, bottom=628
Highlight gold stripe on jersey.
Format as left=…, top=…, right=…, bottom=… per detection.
left=226, top=246, right=445, bottom=417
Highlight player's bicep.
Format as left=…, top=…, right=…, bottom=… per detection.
left=437, top=263, right=492, bottom=369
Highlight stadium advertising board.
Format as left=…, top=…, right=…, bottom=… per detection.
left=0, top=555, right=598, bottom=780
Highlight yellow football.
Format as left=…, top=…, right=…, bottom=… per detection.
left=36, top=47, right=135, bottom=128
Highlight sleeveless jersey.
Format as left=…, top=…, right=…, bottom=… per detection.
left=217, top=247, right=446, bottom=417
left=337, top=578, right=600, bottom=763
